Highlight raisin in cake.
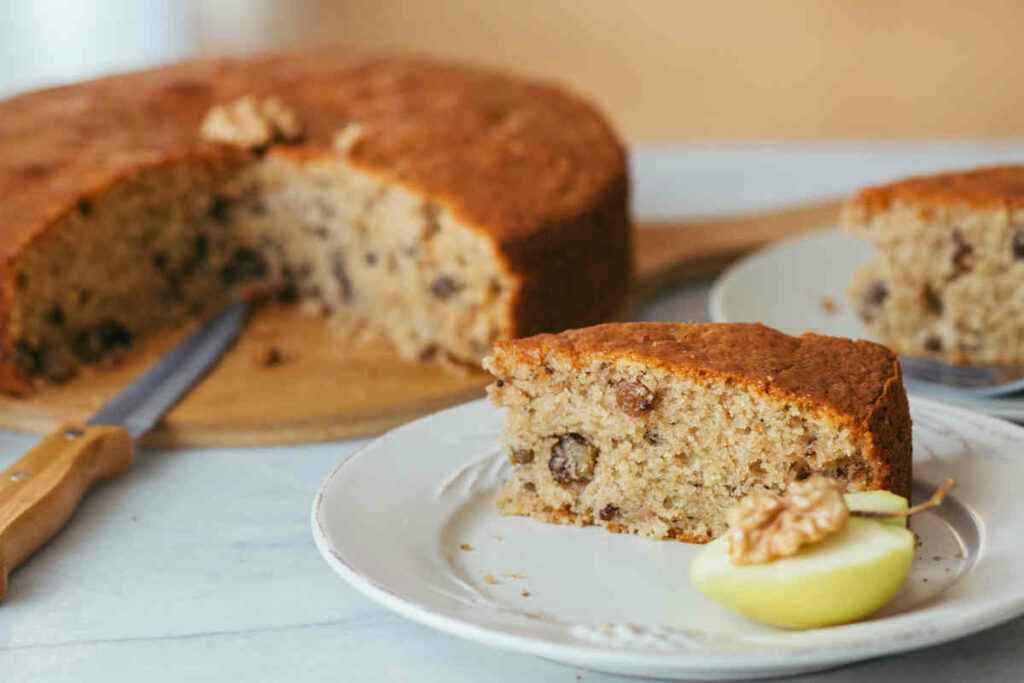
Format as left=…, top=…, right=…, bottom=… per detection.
left=484, top=322, right=911, bottom=543
left=0, top=49, right=630, bottom=394
left=844, top=165, right=1024, bottom=366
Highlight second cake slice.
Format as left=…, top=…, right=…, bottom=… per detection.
left=484, top=322, right=911, bottom=543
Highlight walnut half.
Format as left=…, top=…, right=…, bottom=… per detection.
left=726, top=476, right=849, bottom=565
left=201, top=96, right=302, bottom=149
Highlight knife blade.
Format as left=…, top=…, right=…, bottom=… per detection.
left=0, top=300, right=249, bottom=599
left=88, top=301, right=249, bottom=438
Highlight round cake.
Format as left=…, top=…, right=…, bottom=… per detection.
left=0, top=49, right=631, bottom=394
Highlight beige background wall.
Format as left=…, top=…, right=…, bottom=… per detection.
left=196, top=0, right=1024, bottom=142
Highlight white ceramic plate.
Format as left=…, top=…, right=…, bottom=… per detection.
left=708, top=228, right=1024, bottom=421
left=312, top=398, right=1024, bottom=680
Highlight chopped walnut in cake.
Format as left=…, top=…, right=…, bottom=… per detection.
left=201, top=96, right=302, bottom=149
left=333, top=123, right=366, bottom=154
left=727, top=476, right=849, bottom=565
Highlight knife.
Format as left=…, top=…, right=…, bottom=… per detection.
left=0, top=300, right=249, bottom=599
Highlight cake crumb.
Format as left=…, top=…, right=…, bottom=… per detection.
left=96, top=347, right=129, bottom=370
left=521, top=590, right=531, bottom=598
left=459, top=543, right=474, bottom=552
left=256, top=345, right=286, bottom=368
left=820, top=296, right=839, bottom=315
left=484, top=574, right=499, bottom=585
left=502, top=572, right=526, bottom=580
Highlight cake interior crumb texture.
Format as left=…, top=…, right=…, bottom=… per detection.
left=9, top=153, right=515, bottom=379
left=844, top=165, right=1024, bottom=367
left=484, top=322, right=912, bottom=543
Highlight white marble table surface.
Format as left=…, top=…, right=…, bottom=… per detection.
left=4, top=143, right=1024, bottom=682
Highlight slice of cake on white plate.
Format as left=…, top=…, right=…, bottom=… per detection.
left=484, top=322, right=912, bottom=543
left=844, top=165, right=1024, bottom=367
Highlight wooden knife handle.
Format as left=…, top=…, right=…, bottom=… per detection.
left=0, top=424, right=133, bottom=600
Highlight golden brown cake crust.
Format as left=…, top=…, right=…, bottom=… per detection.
left=0, top=49, right=630, bottom=392
left=0, top=48, right=625, bottom=257
left=848, top=164, right=1024, bottom=216
left=492, top=322, right=912, bottom=498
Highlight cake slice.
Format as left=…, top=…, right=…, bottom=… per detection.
left=483, top=322, right=911, bottom=543
left=843, top=165, right=1024, bottom=366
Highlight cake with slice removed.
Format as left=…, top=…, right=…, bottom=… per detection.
left=483, top=322, right=911, bottom=543
left=0, top=49, right=629, bottom=394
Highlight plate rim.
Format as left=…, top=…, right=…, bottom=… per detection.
left=706, top=226, right=840, bottom=329
left=311, top=396, right=1024, bottom=675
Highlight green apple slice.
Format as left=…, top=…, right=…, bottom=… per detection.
left=691, top=517, right=914, bottom=629
left=845, top=490, right=909, bottom=527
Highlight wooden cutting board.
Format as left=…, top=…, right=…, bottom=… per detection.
left=0, top=200, right=840, bottom=447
